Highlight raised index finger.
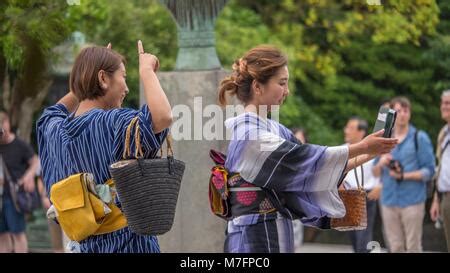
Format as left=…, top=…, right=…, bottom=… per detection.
left=137, top=40, right=144, bottom=54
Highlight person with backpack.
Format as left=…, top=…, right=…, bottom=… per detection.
left=430, top=90, right=450, bottom=251
left=373, top=96, right=435, bottom=252
left=216, top=45, right=398, bottom=253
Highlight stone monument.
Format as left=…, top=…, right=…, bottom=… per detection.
left=140, top=0, right=229, bottom=252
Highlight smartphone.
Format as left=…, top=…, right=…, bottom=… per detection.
left=373, top=106, right=397, bottom=138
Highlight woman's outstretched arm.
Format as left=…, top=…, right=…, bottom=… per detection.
left=138, top=40, right=172, bottom=133
left=345, top=129, right=397, bottom=172
left=345, top=154, right=377, bottom=172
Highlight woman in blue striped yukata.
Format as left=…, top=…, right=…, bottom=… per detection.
left=217, top=45, right=398, bottom=253
left=37, top=41, right=172, bottom=253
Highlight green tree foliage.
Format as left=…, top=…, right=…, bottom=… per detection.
left=1, top=0, right=448, bottom=147
left=0, top=0, right=73, bottom=143
left=421, top=0, right=450, bottom=141
left=68, top=0, right=177, bottom=107
left=216, top=1, right=274, bottom=68
left=234, top=0, right=442, bottom=144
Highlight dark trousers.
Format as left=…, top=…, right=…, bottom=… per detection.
left=441, top=193, right=450, bottom=252
left=349, top=198, right=377, bottom=253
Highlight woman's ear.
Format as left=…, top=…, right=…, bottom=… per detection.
left=98, top=70, right=108, bottom=90
left=252, top=79, right=261, bottom=95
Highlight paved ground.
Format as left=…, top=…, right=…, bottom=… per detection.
left=297, top=243, right=388, bottom=253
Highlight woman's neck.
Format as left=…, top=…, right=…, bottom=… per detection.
left=244, top=103, right=268, bottom=119
left=75, top=98, right=109, bottom=117
left=394, top=123, right=409, bottom=141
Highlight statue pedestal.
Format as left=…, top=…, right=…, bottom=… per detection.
left=141, top=70, right=229, bottom=252
left=173, top=29, right=222, bottom=70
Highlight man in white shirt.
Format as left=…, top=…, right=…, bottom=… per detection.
left=342, top=117, right=381, bottom=253
left=430, top=90, right=450, bottom=252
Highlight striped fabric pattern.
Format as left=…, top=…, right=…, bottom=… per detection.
left=223, top=113, right=348, bottom=253
left=79, top=226, right=160, bottom=253
left=37, top=103, right=167, bottom=253
left=225, top=212, right=294, bottom=253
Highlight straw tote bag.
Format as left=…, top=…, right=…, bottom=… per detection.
left=109, top=117, right=185, bottom=235
left=331, top=163, right=367, bottom=231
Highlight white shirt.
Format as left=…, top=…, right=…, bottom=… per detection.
left=343, top=158, right=379, bottom=191
left=438, top=125, right=450, bottom=192
left=0, top=156, right=4, bottom=182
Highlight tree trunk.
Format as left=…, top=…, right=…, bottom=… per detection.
left=16, top=80, right=52, bottom=144
left=1, top=58, right=11, bottom=113
left=17, top=98, right=36, bottom=144
left=6, top=36, right=53, bottom=145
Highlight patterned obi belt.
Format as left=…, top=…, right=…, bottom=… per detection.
left=227, top=174, right=277, bottom=217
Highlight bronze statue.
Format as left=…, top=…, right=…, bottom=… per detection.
left=160, top=0, right=228, bottom=70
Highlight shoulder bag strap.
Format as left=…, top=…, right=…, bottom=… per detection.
left=349, top=156, right=364, bottom=191
left=433, top=127, right=448, bottom=201
left=0, top=156, right=21, bottom=211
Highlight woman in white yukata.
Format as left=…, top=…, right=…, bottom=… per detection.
left=217, top=45, right=398, bottom=253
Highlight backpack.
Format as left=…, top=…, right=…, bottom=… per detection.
left=208, top=149, right=231, bottom=220
left=432, top=127, right=449, bottom=199
left=413, top=130, right=434, bottom=199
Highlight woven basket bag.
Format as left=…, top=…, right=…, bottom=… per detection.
left=109, top=117, right=185, bottom=235
left=331, top=163, right=367, bottom=231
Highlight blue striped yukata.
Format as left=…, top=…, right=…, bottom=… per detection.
left=223, top=112, right=348, bottom=253
left=37, top=103, right=167, bottom=253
